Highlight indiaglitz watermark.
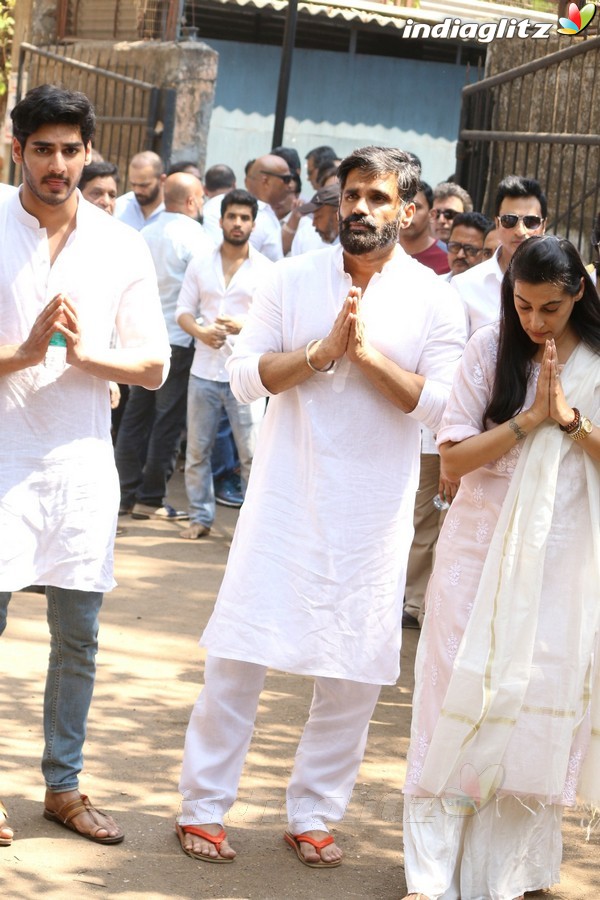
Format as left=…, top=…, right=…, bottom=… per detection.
left=401, top=17, right=554, bottom=44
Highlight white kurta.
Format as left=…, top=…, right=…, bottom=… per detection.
left=406, top=326, right=600, bottom=805
left=0, top=192, right=170, bottom=593
left=403, top=325, right=600, bottom=899
left=200, top=244, right=466, bottom=684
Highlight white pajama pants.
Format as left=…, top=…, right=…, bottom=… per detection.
left=403, top=795, right=563, bottom=900
left=178, top=656, right=382, bottom=834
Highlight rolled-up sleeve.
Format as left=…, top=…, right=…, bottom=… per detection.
left=408, top=284, right=467, bottom=432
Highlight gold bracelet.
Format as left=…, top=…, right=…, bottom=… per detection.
left=282, top=223, right=297, bottom=235
left=508, top=418, right=527, bottom=441
left=305, top=339, right=335, bottom=374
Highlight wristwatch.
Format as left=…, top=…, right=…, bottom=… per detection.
left=571, top=415, right=593, bottom=441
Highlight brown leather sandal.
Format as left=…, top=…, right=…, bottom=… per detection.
left=43, top=793, right=124, bottom=844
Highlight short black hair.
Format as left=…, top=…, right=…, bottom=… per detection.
left=272, top=146, right=301, bottom=173
left=78, top=161, right=119, bottom=190
left=204, top=164, right=236, bottom=193
left=316, top=162, right=338, bottom=187
left=495, top=175, right=547, bottom=219
left=417, top=180, right=433, bottom=209
left=166, top=159, right=200, bottom=176
left=11, top=84, right=96, bottom=149
left=306, top=145, right=337, bottom=167
left=221, top=188, right=259, bottom=221
left=449, top=211, right=493, bottom=237
left=338, top=147, right=420, bottom=204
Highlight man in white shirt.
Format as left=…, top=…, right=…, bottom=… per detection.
left=116, top=172, right=213, bottom=520
left=114, top=150, right=165, bottom=230
left=452, top=175, right=547, bottom=336
left=0, top=183, right=17, bottom=200
left=175, top=189, right=273, bottom=539
left=0, top=85, right=169, bottom=847
left=202, top=163, right=236, bottom=244
left=245, top=154, right=294, bottom=261
left=175, top=147, right=466, bottom=865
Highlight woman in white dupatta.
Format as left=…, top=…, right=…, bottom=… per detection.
left=402, top=236, right=600, bottom=900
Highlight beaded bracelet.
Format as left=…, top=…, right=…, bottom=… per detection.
left=305, top=339, right=335, bottom=374
left=559, top=407, right=580, bottom=434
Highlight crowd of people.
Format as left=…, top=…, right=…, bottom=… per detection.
left=1, top=83, right=599, bottom=900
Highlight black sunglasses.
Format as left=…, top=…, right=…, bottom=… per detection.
left=260, top=170, right=294, bottom=185
left=498, top=214, right=544, bottom=230
left=447, top=242, right=484, bottom=258
left=432, top=208, right=458, bottom=221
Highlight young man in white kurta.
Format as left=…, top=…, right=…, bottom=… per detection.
left=0, top=85, right=170, bottom=846
left=177, top=148, right=466, bottom=865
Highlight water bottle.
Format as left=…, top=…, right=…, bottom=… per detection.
left=433, top=493, right=451, bottom=511
left=44, top=331, right=67, bottom=374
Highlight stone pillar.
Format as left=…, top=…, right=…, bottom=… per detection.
left=109, top=40, right=219, bottom=171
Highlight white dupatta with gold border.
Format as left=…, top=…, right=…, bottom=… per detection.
left=417, top=342, right=600, bottom=810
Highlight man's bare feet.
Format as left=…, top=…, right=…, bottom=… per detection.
left=176, top=822, right=236, bottom=862
left=0, top=801, right=13, bottom=846
left=401, top=894, right=431, bottom=900
left=43, top=789, right=124, bottom=843
left=284, top=829, right=342, bottom=867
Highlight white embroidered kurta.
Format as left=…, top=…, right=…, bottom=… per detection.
left=200, top=244, right=466, bottom=684
left=0, top=192, right=170, bottom=593
left=405, top=325, right=600, bottom=809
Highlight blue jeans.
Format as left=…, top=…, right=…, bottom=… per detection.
left=185, top=376, right=257, bottom=526
left=210, top=409, right=239, bottom=482
left=0, top=587, right=103, bottom=792
left=115, top=344, right=193, bottom=508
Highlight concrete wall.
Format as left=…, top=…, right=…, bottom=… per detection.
left=205, top=39, right=468, bottom=188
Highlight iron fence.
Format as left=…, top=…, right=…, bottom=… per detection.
left=457, top=34, right=600, bottom=254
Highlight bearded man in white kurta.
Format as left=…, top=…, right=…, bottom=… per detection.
left=0, top=85, right=170, bottom=848
left=177, top=147, right=466, bottom=866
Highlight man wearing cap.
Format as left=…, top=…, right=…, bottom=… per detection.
left=292, top=183, right=340, bottom=255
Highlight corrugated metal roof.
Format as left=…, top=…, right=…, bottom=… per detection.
left=202, top=0, right=556, bottom=30
left=203, top=0, right=408, bottom=30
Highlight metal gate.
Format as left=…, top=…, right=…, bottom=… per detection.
left=456, top=35, right=600, bottom=254
left=10, top=42, right=176, bottom=187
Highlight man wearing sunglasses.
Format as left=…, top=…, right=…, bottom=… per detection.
left=452, top=175, right=547, bottom=336
left=431, top=182, right=473, bottom=244
left=444, top=211, right=493, bottom=279
left=245, top=154, right=295, bottom=261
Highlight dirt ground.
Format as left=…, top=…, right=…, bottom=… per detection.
left=1, top=471, right=598, bottom=899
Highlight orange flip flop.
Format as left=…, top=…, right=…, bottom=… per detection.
left=176, top=823, right=235, bottom=863
left=284, top=829, right=341, bottom=868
